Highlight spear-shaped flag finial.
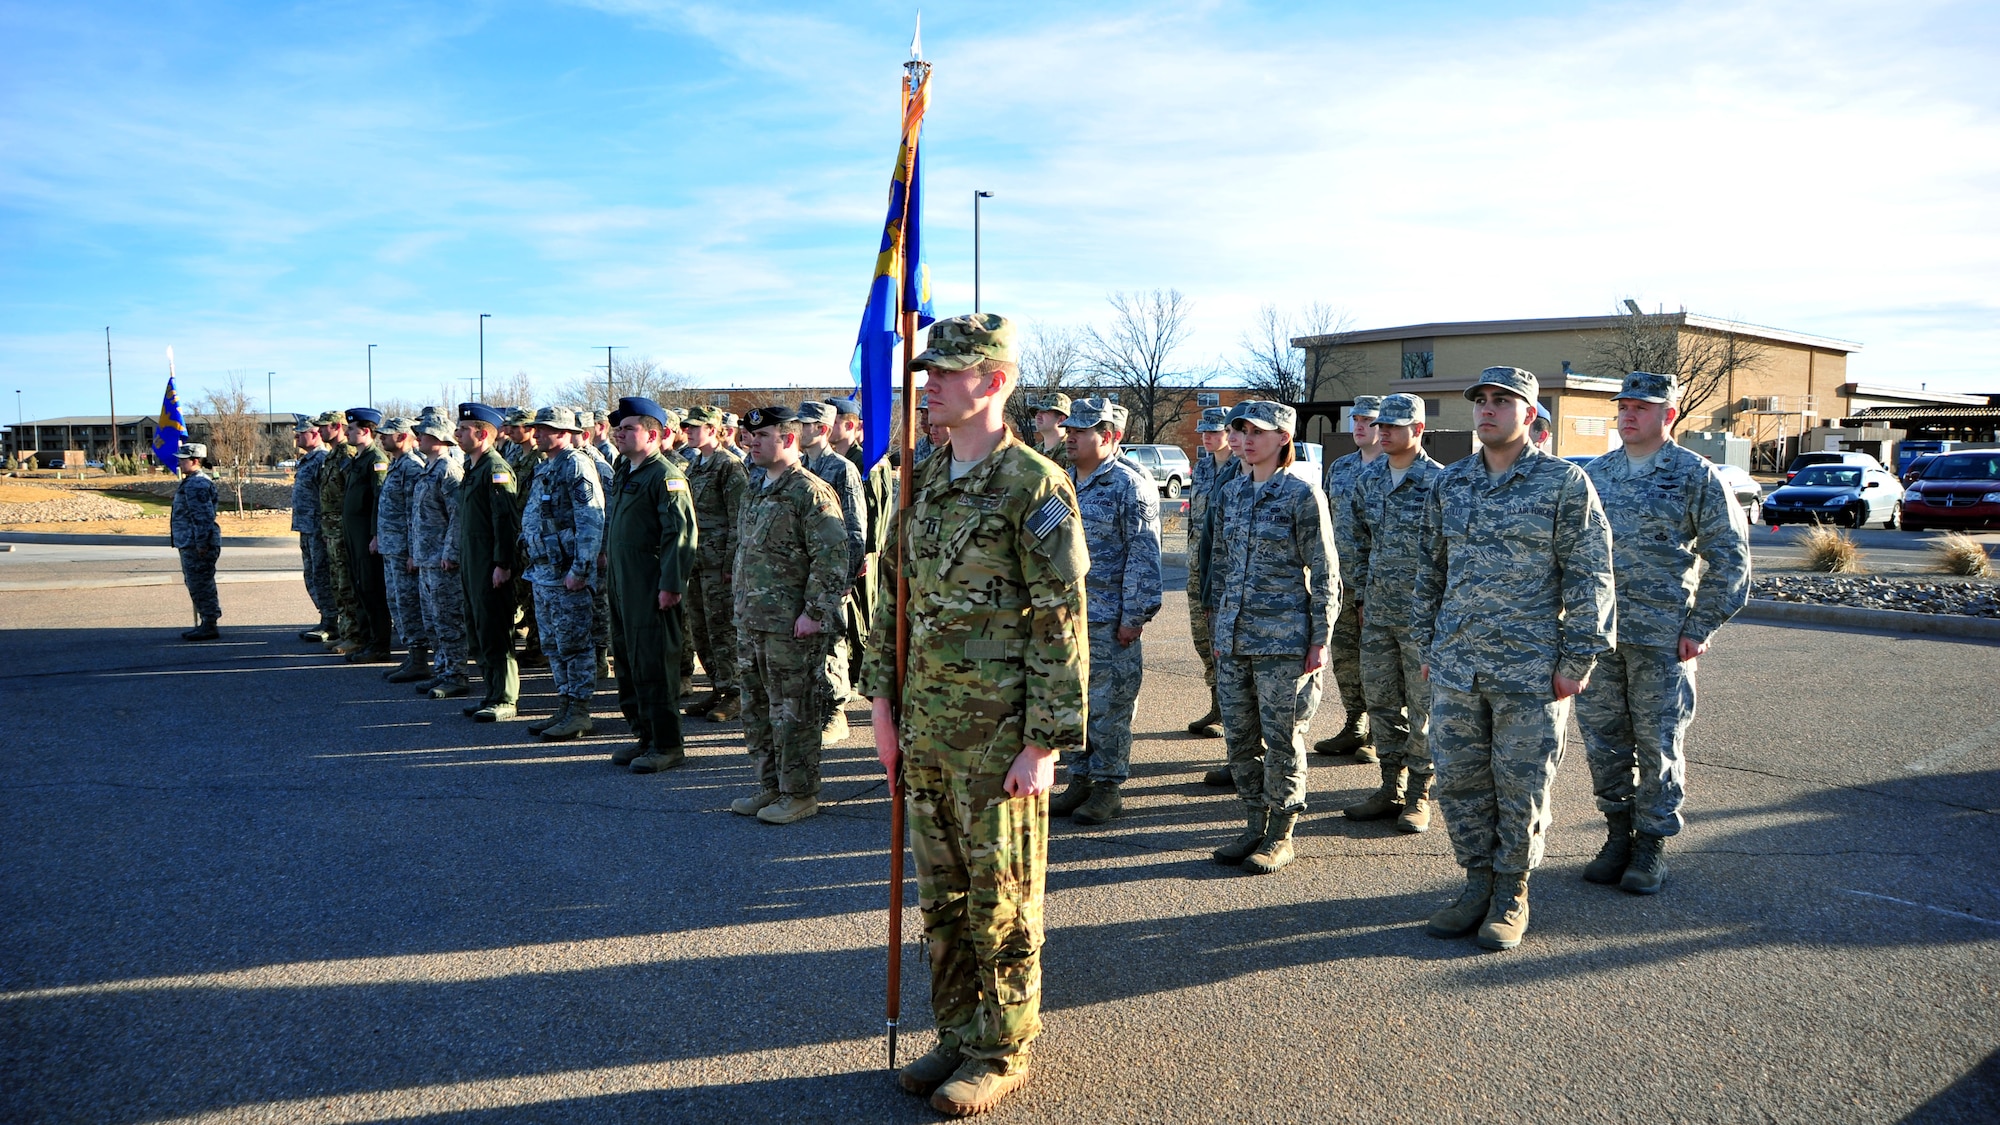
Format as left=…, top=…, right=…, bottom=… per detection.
left=910, top=10, right=922, bottom=60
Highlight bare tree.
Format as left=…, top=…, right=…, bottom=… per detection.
left=486, top=371, right=537, bottom=410
left=1586, top=305, right=1768, bottom=433
left=1082, top=289, right=1211, bottom=443
left=1237, top=302, right=1357, bottom=402
left=195, top=374, right=266, bottom=514
left=551, top=355, right=707, bottom=414
left=1006, top=322, right=1087, bottom=439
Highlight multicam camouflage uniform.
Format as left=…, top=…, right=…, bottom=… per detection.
left=580, top=439, right=617, bottom=662
left=412, top=443, right=467, bottom=681
left=320, top=440, right=360, bottom=641
left=1213, top=444, right=1339, bottom=813
left=521, top=439, right=606, bottom=705
left=862, top=415, right=1088, bottom=1076
left=376, top=437, right=429, bottom=650
left=506, top=429, right=544, bottom=657
left=290, top=442, right=335, bottom=626
left=1320, top=410, right=1383, bottom=736
left=733, top=459, right=849, bottom=797
left=1578, top=383, right=1750, bottom=841
left=342, top=437, right=394, bottom=653
left=803, top=427, right=866, bottom=706
left=172, top=463, right=222, bottom=624
left=1065, top=408, right=1161, bottom=787
left=684, top=434, right=747, bottom=702
left=1411, top=384, right=1616, bottom=878
left=1341, top=447, right=1446, bottom=776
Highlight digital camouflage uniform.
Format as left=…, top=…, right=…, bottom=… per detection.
left=172, top=465, right=222, bottom=624
left=684, top=443, right=747, bottom=700
left=413, top=444, right=467, bottom=681
left=1186, top=446, right=1222, bottom=691
left=804, top=440, right=866, bottom=705
left=581, top=441, right=617, bottom=663
left=1341, top=448, right=1446, bottom=774
left=1411, top=429, right=1616, bottom=877
left=733, top=460, right=849, bottom=797
left=1578, top=420, right=1749, bottom=840
left=376, top=442, right=429, bottom=649
left=862, top=424, right=1088, bottom=1076
left=457, top=440, right=521, bottom=709
left=320, top=441, right=360, bottom=641
left=506, top=438, right=544, bottom=657
left=605, top=445, right=696, bottom=752
left=1321, top=444, right=1383, bottom=728
left=290, top=444, right=335, bottom=626
left=1066, top=430, right=1161, bottom=786
left=1212, top=462, right=1339, bottom=813
left=521, top=442, right=606, bottom=705
left=342, top=439, right=394, bottom=653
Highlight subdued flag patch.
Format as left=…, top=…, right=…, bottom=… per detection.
left=1027, top=494, right=1070, bottom=539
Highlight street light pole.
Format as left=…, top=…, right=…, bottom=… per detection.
left=105, top=327, right=117, bottom=462
left=479, top=314, right=491, bottom=400
left=367, top=344, right=377, bottom=409
left=599, top=346, right=625, bottom=410
left=973, top=190, right=993, bottom=313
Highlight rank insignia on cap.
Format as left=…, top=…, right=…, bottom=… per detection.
left=1026, top=494, right=1071, bottom=539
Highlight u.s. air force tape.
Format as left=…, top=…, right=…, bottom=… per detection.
left=1026, top=494, right=1069, bottom=539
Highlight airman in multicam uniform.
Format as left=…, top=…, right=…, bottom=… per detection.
left=1313, top=394, right=1383, bottom=761
left=171, top=442, right=223, bottom=641
left=1031, top=391, right=1072, bottom=470
left=1576, top=370, right=1751, bottom=895
left=729, top=405, right=851, bottom=827
left=503, top=406, right=547, bottom=667
left=1048, top=397, right=1161, bottom=827
left=798, top=399, right=868, bottom=742
left=826, top=396, right=884, bottom=698
left=290, top=418, right=337, bottom=642
left=679, top=405, right=747, bottom=723
left=574, top=417, right=617, bottom=683
left=1337, top=393, right=1446, bottom=834
left=340, top=407, right=395, bottom=663
left=374, top=417, right=432, bottom=682
left=518, top=408, right=607, bottom=741
left=1412, top=366, right=1617, bottom=952
left=1209, top=400, right=1339, bottom=877
left=317, top=411, right=362, bottom=653
left=410, top=415, right=468, bottom=698
left=865, top=313, right=1086, bottom=1117
left=1185, top=405, right=1234, bottom=755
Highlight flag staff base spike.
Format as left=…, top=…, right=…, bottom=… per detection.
left=887, top=1019, right=899, bottom=1070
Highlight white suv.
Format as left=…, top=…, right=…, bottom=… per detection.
left=1120, top=444, right=1193, bottom=497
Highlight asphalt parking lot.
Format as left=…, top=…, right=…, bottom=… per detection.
left=2, top=554, right=1997, bottom=1123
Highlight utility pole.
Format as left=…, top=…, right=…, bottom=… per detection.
left=104, top=327, right=117, bottom=463
left=479, top=314, right=491, bottom=400
left=367, top=344, right=377, bottom=409
left=600, top=346, right=625, bottom=410
left=267, top=372, right=275, bottom=465
left=973, top=191, right=993, bottom=313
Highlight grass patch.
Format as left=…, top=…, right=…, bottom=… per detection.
left=104, top=489, right=173, bottom=516
left=1800, top=524, right=1864, bottom=573
left=1929, top=533, right=1995, bottom=578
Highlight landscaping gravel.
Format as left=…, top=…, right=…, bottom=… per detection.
left=0, top=492, right=146, bottom=523
left=1755, top=573, right=2000, bottom=618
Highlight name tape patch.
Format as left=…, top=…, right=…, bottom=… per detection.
left=1026, top=494, right=1070, bottom=539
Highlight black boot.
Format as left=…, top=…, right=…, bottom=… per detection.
left=1048, top=775, right=1093, bottom=817
left=1583, top=810, right=1635, bottom=884
left=1621, top=832, right=1668, bottom=895
left=181, top=621, right=220, bottom=641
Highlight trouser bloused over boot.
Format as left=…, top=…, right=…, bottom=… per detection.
left=1431, top=680, right=1570, bottom=875
left=1219, top=654, right=1323, bottom=813
left=1576, top=644, right=1693, bottom=838
left=739, top=628, right=830, bottom=796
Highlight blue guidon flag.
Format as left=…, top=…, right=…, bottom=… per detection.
left=152, top=348, right=187, bottom=473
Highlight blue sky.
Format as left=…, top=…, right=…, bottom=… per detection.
left=4, top=0, right=1998, bottom=421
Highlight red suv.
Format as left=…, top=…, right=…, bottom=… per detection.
left=1901, top=451, right=2000, bottom=531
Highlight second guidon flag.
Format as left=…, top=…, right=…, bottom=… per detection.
left=849, top=54, right=935, bottom=467
left=152, top=348, right=187, bottom=473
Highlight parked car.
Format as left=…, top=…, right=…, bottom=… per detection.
left=1120, top=444, right=1193, bottom=497
left=1901, top=451, right=2000, bottom=532
left=1762, top=464, right=1902, bottom=528
left=1784, top=450, right=1882, bottom=483
left=1901, top=453, right=1938, bottom=487
left=277, top=459, right=299, bottom=470
left=1711, top=463, right=1764, bottom=524
left=1293, top=442, right=1324, bottom=472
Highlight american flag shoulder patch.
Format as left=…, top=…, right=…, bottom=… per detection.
left=492, top=471, right=511, bottom=485
left=665, top=478, right=687, bottom=491
left=1026, top=494, right=1070, bottom=539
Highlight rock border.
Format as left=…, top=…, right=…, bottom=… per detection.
left=0, top=531, right=296, bottom=549
left=1737, top=599, right=2000, bottom=641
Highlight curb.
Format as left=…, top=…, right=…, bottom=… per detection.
left=1737, top=598, right=2000, bottom=641
left=0, top=531, right=297, bottom=548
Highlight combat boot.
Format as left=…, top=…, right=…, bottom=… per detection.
left=1427, top=866, right=1495, bottom=938
left=332, top=637, right=363, bottom=656
left=1244, top=811, right=1298, bottom=874
left=705, top=692, right=741, bottom=723
left=1202, top=765, right=1234, bottom=787
left=1049, top=775, right=1093, bottom=817
left=527, top=700, right=570, bottom=737
left=346, top=646, right=394, bottom=665
left=1071, top=782, right=1122, bottom=825
left=630, top=747, right=684, bottom=773
left=897, top=1042, right=964, bottom=1095
left=1583, top=809, right=1635, bottom=885
left=1344, top=762, right=1408, bottom=820
left=428, top=676, right=469, bottom=700
left=757, top=794, right=818, bottom=825
left=1186, top=696, right=1224, bottom=739
left=730, top=788, right=781, bottom=816
left=1396, top=771, right=1434, bottom=834
left=541, top=700, right=594, bottom=741
left=681, top=690, right=721, bottom=718
left=596, top=653, right=613, bottom=682
left=300, top=620, right=333, bottom=643
left=1311, top=710, right=1371, bottom=757
left=611, top=739, right=650, bottom=767
left=518, top=648, right=548, bottom=669
left=1212, top=807, right=1269, bottom=865
left=181, top=621, right=220, bottom=641
left=1477, top=871, right=1531, bottom=951
left=821, top=708, right=850, bottom=745
left=1620, top=832, right=1668, bottom=895
left=386, top=647, right=433, bottom=683
left=471, top=703, right=516, bottom=723
left=930, top=1058, right=1029, bottom=1118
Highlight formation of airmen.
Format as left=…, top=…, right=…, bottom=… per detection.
left=165, top=314, right=1751, bottom=1118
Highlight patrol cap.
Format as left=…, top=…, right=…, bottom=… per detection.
left=531, top=406, right=582, bottom=432
left=1464, top=366, right=1540, bottom=403
left=684, top=404, right=724, bottom=426
left=911, top=312, right=1016, bottom=372
left=458, top=402, right=506, bottom=428
left=1614, top=370, right=1678, bottom=404
left=796, top=400, right=837, bottom=425
left=1350, top=395, right=1383, bottom=419
left=609, top=396, right=667, bottom=428
left=313, top=410, right=343, bottom=428
left=720, top=411, right=740, bottom=427
left=1195, top=406, right=1229, bottom=433
left=293, top=415, right=316, bottom=434
left=742, top=405, right=797, bottom=430
left=345, top=407, right=383, bottom=428
left=380, top=416, right=413, bottom=436
left=1036, top=392, right=1073, bottom=416
left=179, top=442, right=208, bottom=460
left=664, top=406, right=687, bottom=427
left=412, top=416, right=454, bottom=440
left=1231, top=400, right=1297, bottom=433
left=1374, top=393, right=1425, bottom=428
left=503, top=406, right=533, bottom=427
left=826, top=397, right=861, bottom=417
left=1061, top=397, right=1129, bottom=432
left=917, top=392, right=930, bottom=411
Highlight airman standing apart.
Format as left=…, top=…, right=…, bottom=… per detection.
left=291, top=418, right=337, bottom=643
left=519, top=408, right=607, bottom=741
left=1313, top=395, right=1383, bottom=761
left=171, top=442, right=223, bottom=641
left=1049, top=397, right=1160, bottom=826
left=603, top=396, right=697, bottom=773
left=374, top=418, right=432, bottom=683
left=452, top=404, right=521, bottom=723
left=1338, top=393, right=1446, bottom=833
left=1185, top=405, right=1233, bottom=751
left=1576, top=371, right=1750, bottom=895
left=729, top=406, right=851, bottom=826
left=679, top=405, right=747, bottom=724
left=798, top=399, right=868, bottom=743
left=410, top=415, right=468, bottom=698
left=866, top=314, right=1086, bottom=1117
left=1412, top=366, right=1616, bottom=952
